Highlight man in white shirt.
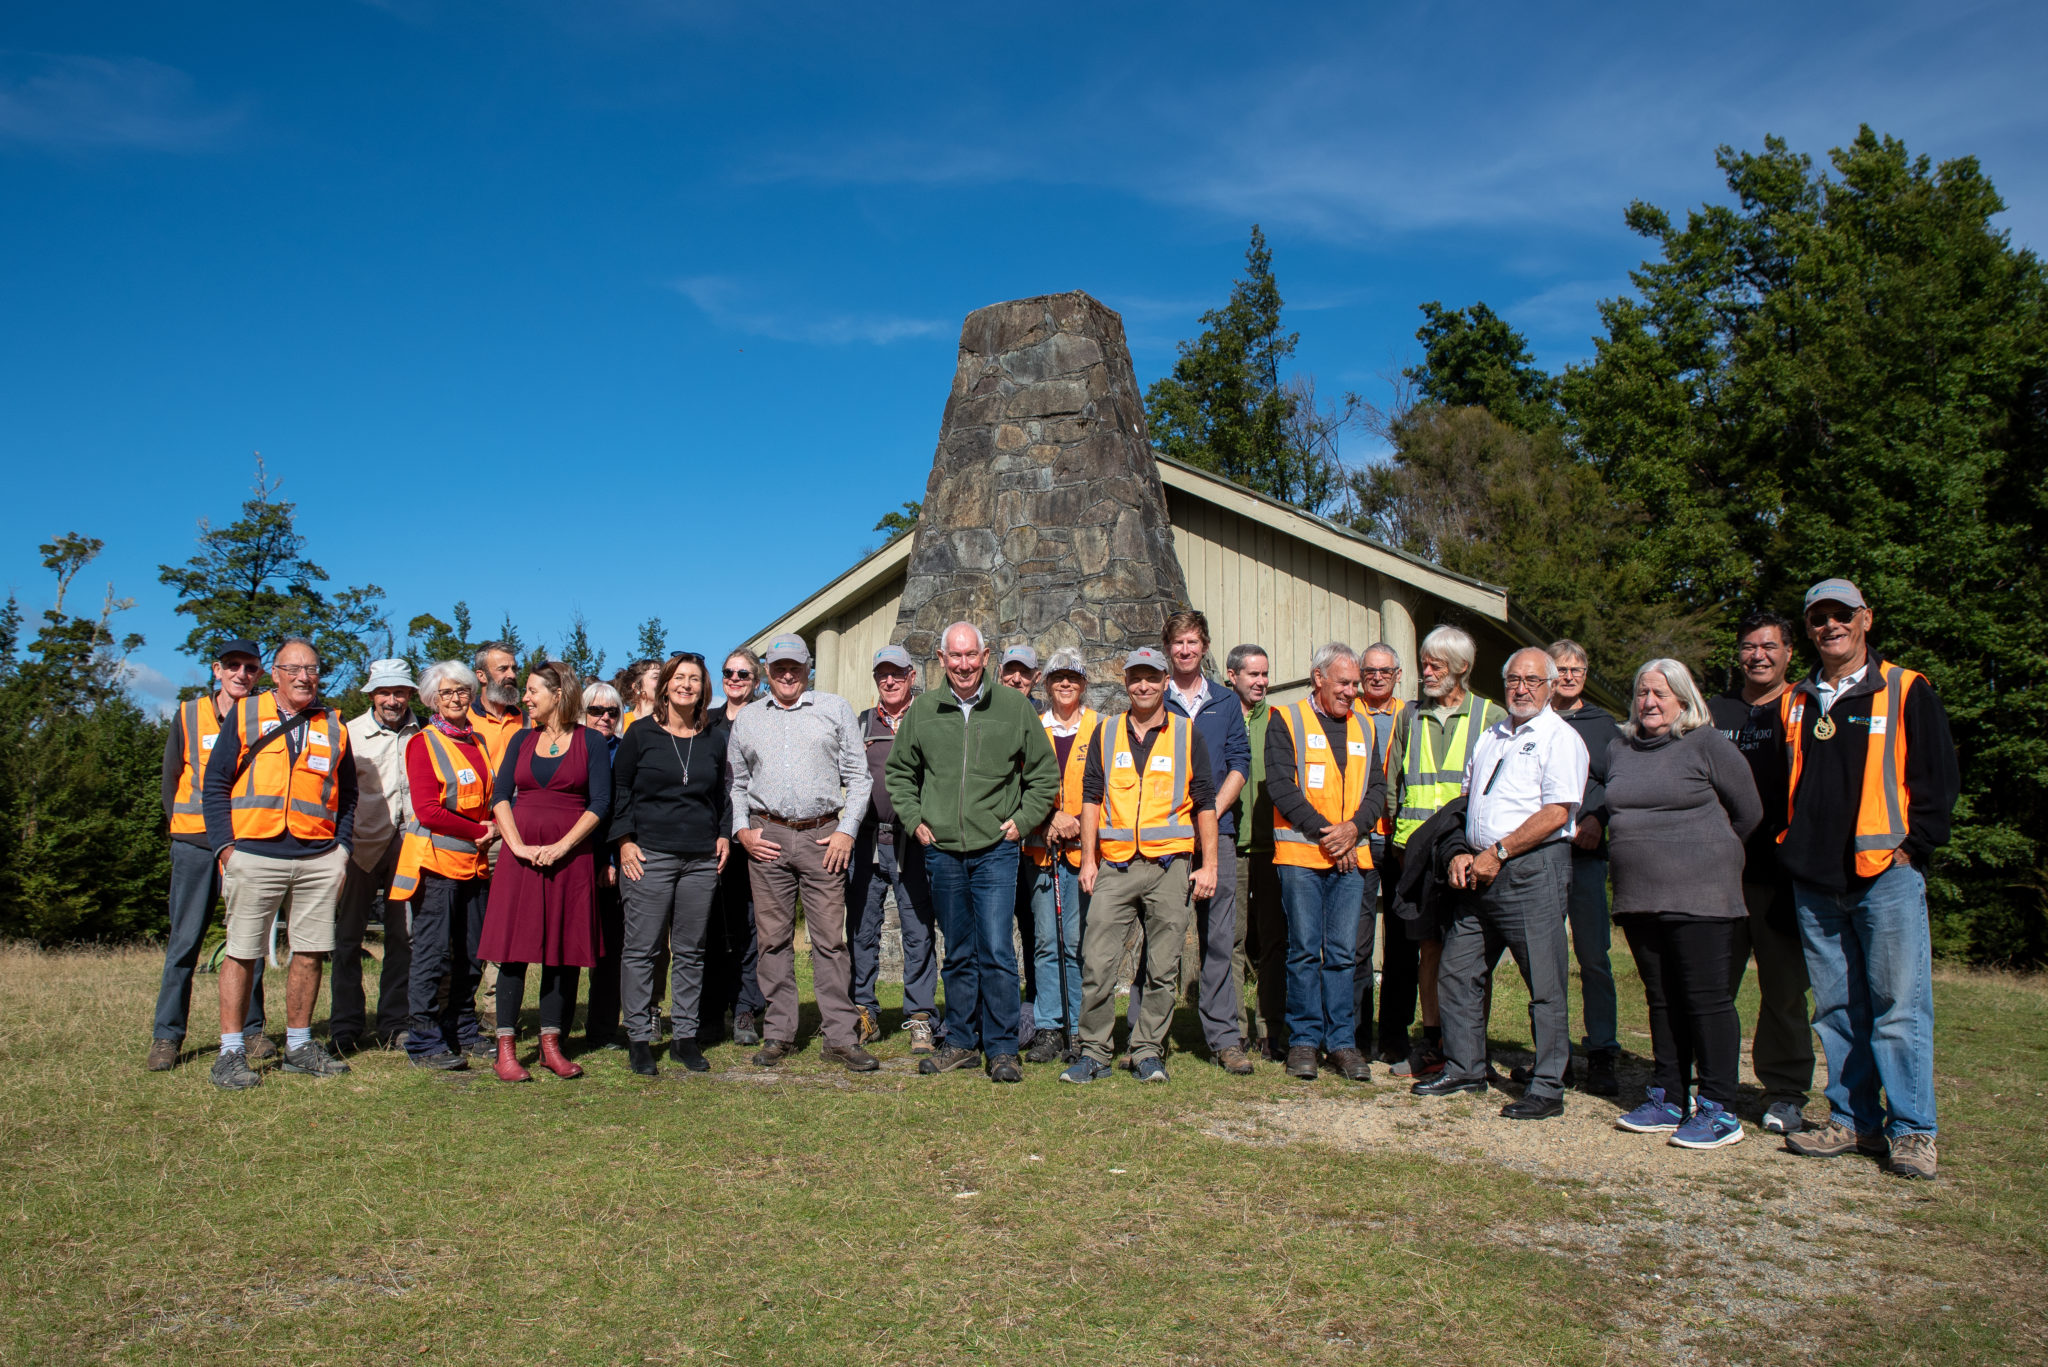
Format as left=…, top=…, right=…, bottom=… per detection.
left=331, top=659, right=421, bottom=1054
left=1412, top=647, right=1588, bottom=1120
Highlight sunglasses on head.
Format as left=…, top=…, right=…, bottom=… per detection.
left=668, top=651, right=706, bottom=664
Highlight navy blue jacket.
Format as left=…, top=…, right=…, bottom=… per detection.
left=1166, top=677, right=1252, bottom=839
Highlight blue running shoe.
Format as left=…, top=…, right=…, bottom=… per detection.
left=1134, top=1056, right=1169, bottom=1084
left=1668, top=1097, right=1745, bottom=1149
left=1615, top=1086, right=1685, bottom=1133
left=1060, top=1057, right=1113, bottom=1085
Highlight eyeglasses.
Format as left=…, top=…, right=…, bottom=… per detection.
left=1503, top=674, right=1552, bottom=690
left=435, top=686, right=473, bottom=701
left=1554, top=665, right=1588, bottom=678
left=586, top=705, right=620, bottom=718
left=1360, top=667, right=1397, bottom=679
left=273, top=664, right=321, bottom=678
left=1807, top=606, right=1857, bottom=626
left=722, top=668, right=754, bottom=680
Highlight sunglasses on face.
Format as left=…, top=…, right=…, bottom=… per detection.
left=723, top=668, right=754, bottom=680
left=1807, top=606, right=1857, bottom=626
left=586, top=706, right=620, bottom=718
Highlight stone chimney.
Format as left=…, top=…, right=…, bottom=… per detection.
left=893, top=291, right=1190, bottom=709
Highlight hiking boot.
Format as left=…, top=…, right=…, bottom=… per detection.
left=1217, top=1046, right=1255, bottom=1076
left=1784, top=1119, right=1888, bottom=1159
left=1060, top=1057, right=1112, bottom=1084
left=242, top=1031, right=278, bottom=1063
left=918, top=1046, right=981, bottom=1075
left=732, top=1012, right=762, bottom=1047
left=1615, top=1087, right=1685, bottom=1134
left=462, top=1036, right=496, bottom=1061
left=1888, top=1132, right=1938, bottom=1180
left=987, top=1053, right=1024, bottom=1084
left=1669, top=1097, right=1744, bottom=1149
left=1285, top=1046, right=1319, bottom=1080
left=1403, top=1042, right=1445, bottom=1081
left=751, top=1038, right=794, bottom=1068
left=904, top=1013, right=937, bottom=1055
left=1762, top=1101, right=1807, bottom=1135
left=822, top=1044, right=881, bottom=1073
left=854, top=1004, right=882, bottom=1046
left=1134, top=1056, right=1169, bottom=1084
left=210, top=1050, right=263, bottom=1089
left=146, top=1039, right=180, bottom=1072
left=408, top=1049, right=467, bottom=1071
left=281, top=1040, right=351, bottom=1077
left=1585, top=1050, right=1621, bottom=1097
left=670, top=1039, right=711, bottom=1072
left=1025, top=1029, right=1068, bottom=1064
left=1329, top=1047, right=1372, bottom=1082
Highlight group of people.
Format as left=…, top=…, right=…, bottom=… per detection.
left=148, top=577, right=1959, bottom=1180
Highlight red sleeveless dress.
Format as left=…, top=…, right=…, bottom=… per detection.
left=479, top=727, right=601, bottom=967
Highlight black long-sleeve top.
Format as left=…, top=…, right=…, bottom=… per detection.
left=202, top=704, right=359, bottom=858
left=609, top=718, right=730, bottom=857
left=1079, top=714, right=1218, bottom=812
left=1263, top=704, right=1387, bottom=839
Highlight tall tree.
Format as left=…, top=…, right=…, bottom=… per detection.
left=157, top=458, right=387, bottom=694
left=560, top=611, right=606, bottom=681
left=1405, top=301, right=1561, bottom=432
left=1562, top=127, right=2048, bottom=963
left=873, top=501, right=921, bottom=542
left=406, top=601, right=477, bottom=671
left=634, top=617, right=667, bottom=660
left=1147, top=226, right=1339, bottom=509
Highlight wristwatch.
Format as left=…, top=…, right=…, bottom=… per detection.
left=1490, top=841, right=1509, bottom=861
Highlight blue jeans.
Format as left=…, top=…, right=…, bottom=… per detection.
left=926, top=840, right=1023, bottom=1055
left=1277, top=863, right=1366, bottom=1051
left=847, top=829, right=940, bottom=1018
left=1793, top=864, right=1938, bottom=1138
left=154, top=840, right=266, bottom=1042
left=1021, top=858, right=1087, bottom=1035
left=1567, top=854, right=1619, bottom=1054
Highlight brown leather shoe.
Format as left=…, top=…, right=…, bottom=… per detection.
left=822, top=1043, right=880, bottom=1073
left=537, top=1031, right=583, bottom=1078
left=752, top=1038, right=794, bottom=1068
left=146, top=1039, right=180, bottom=1071
left=1217, top=1046, right=1255, bottom=1076
left=1329, top=1047, right=1373, bottom=1082
left=242, top=1031, right=278, bottom=1063
left=1285, top=1045, right=1319, bottom=1080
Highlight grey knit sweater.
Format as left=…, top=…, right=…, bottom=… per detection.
left=1605, top=726, right=1763, bottom=919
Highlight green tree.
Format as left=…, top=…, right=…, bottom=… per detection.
left=407, top=601, right=477, bottom=670
left=1146, top=226, right=1339, bottom=510
left=1405, top=301, right=1561, bottom=432
left=1562, top=127, right=2048, bottom=963
left=635, top=617, right=667, bottom=659
left=157, top=459, right=387, bottom=694
left=873, top=502, right=921, bottom=542
left=560, top=611, right=606, bottom=681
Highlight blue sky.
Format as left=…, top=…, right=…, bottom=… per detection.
left=5, top=1, right=2044, bottom=710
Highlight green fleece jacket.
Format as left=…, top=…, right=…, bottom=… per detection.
left=884, top=681, right=1058, bottom=853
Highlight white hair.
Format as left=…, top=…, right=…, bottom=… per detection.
left=1310, top=641, right=1359, bottom=677
left=941, top=621, right=986, bottom=652
left=1361, top=642, right=1403, bottom=670
left=1418, top=625, right=1476, bottom=686
left=419, top=659, right=477, bottom=702
left=583, top=681, right=621, bottom=710
left=1503, top=647, right=1559, bottom=684
left=1624, top=658, right=1713, bottom=738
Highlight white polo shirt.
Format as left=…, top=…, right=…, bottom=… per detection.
left=1463, top=705, right=1589, bottom=851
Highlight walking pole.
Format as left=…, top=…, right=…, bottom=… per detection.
left=1052, top=840, right=1077, bottom=1062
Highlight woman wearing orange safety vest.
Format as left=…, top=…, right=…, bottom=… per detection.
left=388, top=660, right=500, bottom=1071
left=1018, top=648, right=1098, bottom=1062
left=1775, top=579, right=1959, bottom=1182
left=1262, top=642, right=1387, bottom=1085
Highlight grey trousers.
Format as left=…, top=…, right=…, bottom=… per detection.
left=331, top=840, right=410, bottom=1042
left=1439, top=842, right=1572, bottom=1099
left=1731, top=878, right=1815, bottom=1106
left=1127, top=843, right=1240, bottom=1053
left=621, top=850, right=721, bottom=1044
left=1077, top=859, right=1192, bottom=1065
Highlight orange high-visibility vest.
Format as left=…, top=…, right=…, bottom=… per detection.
left=1096, top=713, right=1196, bottom=864
left=226, top=693, right=348, bottom=842
left=1359, top=698, right=1406, bottom=838
left=1272, top=700, right=1374, bottom=871
left=388, top=728, right=492, bottom=900
left=1780, top=661, right=1924, bottom=879
left=1025, top=706, right=1099, bottom=869
left=169, top=696, right=226, bottom=836
left=467, top=702, right=524, bottom=778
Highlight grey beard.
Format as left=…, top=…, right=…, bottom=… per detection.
left=486, top=682, right=520, bottom=708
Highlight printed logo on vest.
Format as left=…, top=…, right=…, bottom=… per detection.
left=457, top=768, right=478, bottom=785
left=1867, top=715, right=1888, bottom=735
left=1347, top=741, right=1368, bottom=757
left=1148, top=753, right=1174, bottom=773
left=260, top=718, right=281, bottom=736
left=1304, top=732, right=1328, bottom=750
left=1113, top=751, right=1135, bottom=769
left=201, top=734, right=218, bottom=750
left=307, top=754, right=331, bottom=773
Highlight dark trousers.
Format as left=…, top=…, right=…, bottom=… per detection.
left=1014, top=857, right=1040, bottom=1034
left=1439, top=842, right=1572, bottom=1099
left=498, top=963, right=580, bottom=1034
left=154, top=839, right=265, bottom=1041
left=331, top=841, right=410, bottom=1043
left=406, top=872, right=485, bottom=1058
left=620, top=851, right=720, bottom=1043
left=847, top=827, right=939, bottom=1017
left=585, top=879, right=624, bottom=1042
left=1731, top=879, right=1814, bottom=1106
left=926, top=839, right=1023, bottom=1055
left=1623, top=913, right=1742, bottom=1110
left=1350, top=836, right=1390, bottom=1052
left=705, top=856, right=764, bottom=1028
left=1244, top=852, right=1286, bottom=1049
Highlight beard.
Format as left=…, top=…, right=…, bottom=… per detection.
left=486, top=681, right=520, bottom=708
left=1422, top=675, right=1451, bottom=700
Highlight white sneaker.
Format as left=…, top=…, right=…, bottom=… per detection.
left=1763, top=1101, right=1807, bottom=1134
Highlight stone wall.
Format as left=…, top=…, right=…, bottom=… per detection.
left=893, top=291, right=1191, bottom=709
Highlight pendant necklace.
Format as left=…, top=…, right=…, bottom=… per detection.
left=545, top=726, right=564, bottom=757
left=668, top=727, right=697, bottom=787
left=1813, top=713, right=1837, bottom=741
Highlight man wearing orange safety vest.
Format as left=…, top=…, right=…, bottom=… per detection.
left=1063, top=647, right=1220, bottom=1085
left=1264, top=642, right=1387, bottom=1084
left=147, top=637, right=272, bottom=1072
left=201, top=637, right=360, bottom=1090
left=1777, top=579, right=1958, bottom=1181
left=467, top=640, right=528, bottom=779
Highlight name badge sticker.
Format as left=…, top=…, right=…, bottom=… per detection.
left=1149, top=754, right=1174, bottom=774
left=457, top=768, right=478, bottom=785
left=1347, top=741, right=1369, bottom=757
left=307, top=754, right=332, bottom=774
left=201, top=734, right=218, bottom=751
left=1869, top=715, right=1888, bottom=736
left=1305, top=732, right=1328, bottom=750
left=1113, top=752, right=1135, bottom=770
left=309, top=728, right=330, bottom=747
left=1305, top=763, right=1326, bottom=790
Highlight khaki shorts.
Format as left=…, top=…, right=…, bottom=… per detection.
left=222, top=845, right=349, bottom=960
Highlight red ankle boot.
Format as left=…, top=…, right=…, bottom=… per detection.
left=538, top=1031, right=583, bottom=1079
left=493, top=1034, right=531, bottom=1082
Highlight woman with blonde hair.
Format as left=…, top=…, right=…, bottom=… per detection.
left=1605, top=658, right=1762, bottom=1150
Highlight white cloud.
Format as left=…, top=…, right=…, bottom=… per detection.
left=0, top=55, right=245, bottom=153
left=122, top=660, right=187, bottom=717
left=671, top=275, right=949, bottom=345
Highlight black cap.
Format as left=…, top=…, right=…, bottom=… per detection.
left=214, top=638, right=262, bottom=662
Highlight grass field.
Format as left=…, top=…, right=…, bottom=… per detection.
left=2, top=943, right=2043, bottom=1366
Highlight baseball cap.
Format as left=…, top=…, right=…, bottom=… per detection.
left=214, top=638, right=262, bottom=663
left=1124, top=646, right=1170, bottom=674
left=872, top=644, right=915, bottom=672
left=1000, top=645, right=1040, bottom=672
left=1044, top=647, right=1087, bottom=678
left=1803, top=578, right=1868, bottom=613
left=762, top=635, right=812, bottom=666
left=360, top=659, right=418, bottom=692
